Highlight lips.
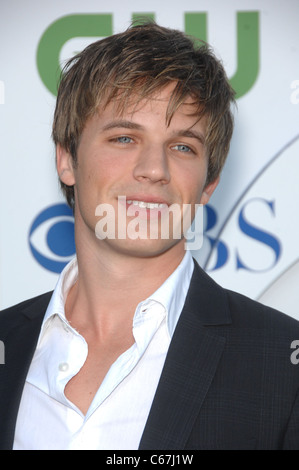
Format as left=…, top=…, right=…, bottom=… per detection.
left=127, top=200, right=168, bottom=209
left=120, top=193, right=170, bottom=208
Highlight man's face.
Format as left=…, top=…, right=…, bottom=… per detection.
left=57, top=83, right=218, bottom=258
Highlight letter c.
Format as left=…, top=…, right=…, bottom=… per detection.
left=36, top=14, right=113, bottom=95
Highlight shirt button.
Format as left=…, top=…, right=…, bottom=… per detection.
left=59, top=362, right=69, bottom=372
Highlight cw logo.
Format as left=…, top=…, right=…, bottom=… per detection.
left=36, top=11, right=259, bottom=100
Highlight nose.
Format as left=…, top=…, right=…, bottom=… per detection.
left=133, top=144, right=170, bottom=184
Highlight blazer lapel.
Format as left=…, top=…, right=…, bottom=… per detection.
left=0, top=293, right=51, bottom=450
left=139, top=261, right=231, bottom=450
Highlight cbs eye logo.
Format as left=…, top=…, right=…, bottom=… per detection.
left=28, top=203, right=75, bottom=273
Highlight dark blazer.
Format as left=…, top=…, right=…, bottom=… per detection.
left=1, top=261, right=299, bottom=450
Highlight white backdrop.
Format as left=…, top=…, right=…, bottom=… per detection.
left=1, top=0, right=299, bottom=319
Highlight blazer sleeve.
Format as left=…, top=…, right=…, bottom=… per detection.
left=282, top=387, right=299, bottom=449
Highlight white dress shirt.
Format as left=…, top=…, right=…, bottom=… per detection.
left=13, top=252, right=194, bottom=450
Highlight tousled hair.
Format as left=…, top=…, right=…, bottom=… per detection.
left=52, top=21, right=236, bottom=208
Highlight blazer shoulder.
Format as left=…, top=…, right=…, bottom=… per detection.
left=224, top=287, right=299, bottom=332
left=0, top=292, right=53, bottom=332
left=190, top=260, right=299, bottom=332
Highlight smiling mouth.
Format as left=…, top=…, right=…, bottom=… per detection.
left=127, top=200, right=168, bottom=209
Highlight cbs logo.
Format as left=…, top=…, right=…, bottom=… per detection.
left=28, top=203, right=75, bottom=273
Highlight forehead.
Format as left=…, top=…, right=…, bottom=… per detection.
left=99, top=83, right=203, bottom=127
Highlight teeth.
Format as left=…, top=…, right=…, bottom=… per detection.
left=127, top=200, right=167, bottom=209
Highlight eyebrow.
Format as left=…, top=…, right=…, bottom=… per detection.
left=101, top=120, right=205, bottom=145
left=174, top=129, right=206, bottom=145
left=101, top=120, right=144, bottom=132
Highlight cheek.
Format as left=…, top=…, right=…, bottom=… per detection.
left=178, top=165, right=207, bottom=203
left=77, top=149, right=114, bottom=184
left=91, top=145, right=131, bottom=174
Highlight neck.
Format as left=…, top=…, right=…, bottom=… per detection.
left=65, top=233, right=186, bottom=338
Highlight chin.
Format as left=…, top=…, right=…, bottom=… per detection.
left=103, top=237, right=184, bottom=259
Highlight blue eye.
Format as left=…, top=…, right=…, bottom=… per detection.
left=117, top=136, right=133, bottom=144
left=28, top=203, right=75, bottom=273
left=174, top=144, right=192, bottom=153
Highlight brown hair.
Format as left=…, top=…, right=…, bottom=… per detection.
left=52, top=21, right=236, bottom=208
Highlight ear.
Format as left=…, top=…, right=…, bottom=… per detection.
left=200, top=176, right=220, bottom=205
left=56, top=144, right=76, bottom=186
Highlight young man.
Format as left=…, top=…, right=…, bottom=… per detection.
left=1, top=22, right=299, bottom=450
